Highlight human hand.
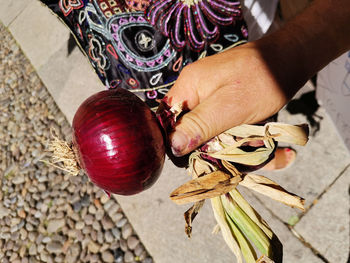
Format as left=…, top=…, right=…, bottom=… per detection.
left=163, top=0, right=350, bottom=157
left=164, top=41, right=300, bottom=157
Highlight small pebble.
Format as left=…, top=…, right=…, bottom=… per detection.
left=111, top=212, right=123, bottom=223
left=122, top=224, right=133, bottom=239
left=65, top=244, right=80, bottom=263
left=81, top=195, right=90, bottom=207
left=88, top=204, right=96, bottom=214
left=134, top=244, right=145, bottom=257
left=102, top=251, right=114, bottom=263
left=88, top=241, right=100, bottom=254
left=100, top=243, right=110, bottom=252
left=47, top=219, right=65, bottom=233
left=116, top=218, right=127, bottom=228
left=75, top=221, right=85, bottom=230
left=124, top=251, right=134, bottom=263
left=102, top=216, right=114, bottom=230
left=97, top=231, right=104, bottom=244
left=42, top=237, right=51, bottom=243
left=92, top=221, right=101, bottom=231
left=108, top=203, right=120, bottom=216
left=100, top=194, right=109, bottom=204
left=103, top=200, right=115, bottom=211
left=46, top=241, right=63, bottom=254
left=91, top=230, right=97, bottom=241
left=113, top=248, right=124, bottom=263
left=127, top=236, right=140, bottom=250
left=95, top=209, right=104, bottom=221
left=120, top=239, right=128, bottom=252
left=110, top=241, right=120, bottom=250
left=17, top=209, right=26, bottom=218
left=28, top=232, right=37, bottom=242
left=84, top=214, right=93, bottom=225
left=19, top=245, right=26, bottom=258
left=105, top=230, right=114, bottom=243
left=112, top=227, right=121, bottom=239
left=73, top=202, right=82, bottom=212
left=29, top=244, right=37, bottom=256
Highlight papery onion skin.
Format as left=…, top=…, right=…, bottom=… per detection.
left=72, top=88, right=165, bottom=195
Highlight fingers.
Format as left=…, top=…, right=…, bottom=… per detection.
left=164, top=61, right=233, bottom=156
left=165, top=60, right=223, bottom=110
left=170, top=85, right=254, bottom=156
left=160, top=43, right=291, bottom=157
left=165, top=66, right=200, bottom=110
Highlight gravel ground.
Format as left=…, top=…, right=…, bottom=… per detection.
left=0, top=23, right=153, bottom=263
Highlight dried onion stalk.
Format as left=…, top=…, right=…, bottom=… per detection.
left=165, top=104, right=309, bottom=263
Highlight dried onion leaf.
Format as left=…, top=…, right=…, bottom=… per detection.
left=208, top=146, right=275, bottom=166
left=225, top=123, right=309, bottom=146
left=184, top=200, right=205, bottom=238
left=170, top=171, right=241, bottom=204
left=240, top=174, right=305, bottom=210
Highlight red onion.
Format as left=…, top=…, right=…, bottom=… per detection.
left=72, top=88, right=165, bottom=195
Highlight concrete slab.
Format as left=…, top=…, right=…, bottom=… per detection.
left=37, top=42, right=103, bottom=124
left=237, top=186, right=323, bottom=263
left=253, top=103, right=350, bottom=224
left=0, top=0, right=33, bottom=27
left=8, top=0, right=71, bottom=71
left=294, top=165, right=350, bottom=263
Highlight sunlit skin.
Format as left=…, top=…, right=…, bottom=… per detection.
left=165, top=0, right=350, bottom=157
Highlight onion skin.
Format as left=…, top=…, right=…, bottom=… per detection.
left=72, top=88, right=165, bottom=195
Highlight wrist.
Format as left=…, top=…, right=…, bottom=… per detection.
left=251, top=31, right=307, bottom=100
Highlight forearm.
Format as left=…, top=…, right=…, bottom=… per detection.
left=255, top=0, right=350, bottom=98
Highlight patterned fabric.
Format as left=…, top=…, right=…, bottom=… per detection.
left=40, top=0, right=248, bottom=109
left=146, top=0, right=243, bottom=51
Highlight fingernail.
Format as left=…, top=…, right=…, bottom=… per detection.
left=171, top=130, right=188, bottom=157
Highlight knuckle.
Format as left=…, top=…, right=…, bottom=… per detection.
left=179, top=65, right=193, bottom=81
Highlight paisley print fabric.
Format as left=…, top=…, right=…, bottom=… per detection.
left=40, top=0, right=248, bottom=109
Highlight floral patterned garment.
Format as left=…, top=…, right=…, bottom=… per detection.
left=40, top=0, right=248, bottom=109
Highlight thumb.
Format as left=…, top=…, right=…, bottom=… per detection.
left=170, top=86, right=252, bottom=156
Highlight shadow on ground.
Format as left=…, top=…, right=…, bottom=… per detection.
left=286, top=90, right=322, bottom=136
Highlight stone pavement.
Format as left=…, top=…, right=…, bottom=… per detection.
left=1, top=1, right=349, bottom=262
